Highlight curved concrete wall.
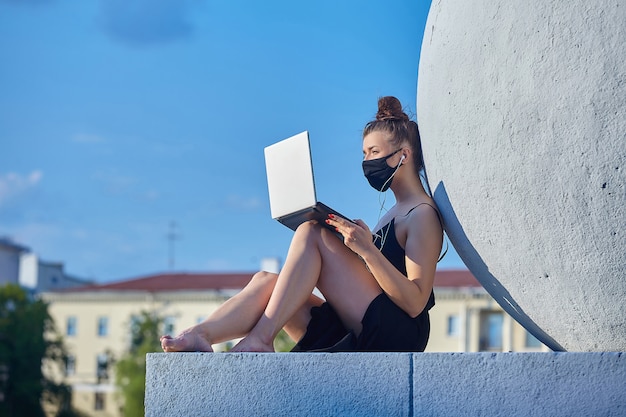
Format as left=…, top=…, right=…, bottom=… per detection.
left=418, top=0, right=626, bottom=351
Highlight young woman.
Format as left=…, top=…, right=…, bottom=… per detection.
left=161, top=96, right=444, bottom=352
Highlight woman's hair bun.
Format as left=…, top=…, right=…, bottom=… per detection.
left=376, top=96, right=409, bottom=121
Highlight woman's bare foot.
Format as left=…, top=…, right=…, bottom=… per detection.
left=230, top=335, right=274, bottom=352
left=160, top=328, right=214, bottom=352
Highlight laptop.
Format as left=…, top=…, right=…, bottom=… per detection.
left=264, top=131, right=353, bottom=231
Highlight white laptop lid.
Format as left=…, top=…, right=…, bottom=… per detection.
left=264, top=131, right=317, bottom=219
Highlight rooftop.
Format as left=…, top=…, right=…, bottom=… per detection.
left=60, top=272, right=255, bottom=293
left=56, top=269, right=480, bottom=293
left=434, top=269, right=481, bottom=288
left=0, top=237, right=30, bottom=253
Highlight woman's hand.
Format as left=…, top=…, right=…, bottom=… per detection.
left=325, top=214, right=374, bottom=255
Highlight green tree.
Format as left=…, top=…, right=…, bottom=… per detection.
left=273, top=329, right=296, bottom=352
left=0, top=284, right=82, bottom=417
left=115, top=310, right=163, bottom=417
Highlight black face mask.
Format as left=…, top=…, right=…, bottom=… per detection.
left=362, top=148, right=403, bottom=192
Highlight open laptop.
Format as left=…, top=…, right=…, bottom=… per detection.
left=264, top=131, right=353, bottom=231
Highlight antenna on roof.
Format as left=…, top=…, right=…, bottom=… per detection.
left=166, top=221, right=182, bottom=270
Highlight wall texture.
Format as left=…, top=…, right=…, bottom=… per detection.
left=417, top=0, right=626, bottom=351
left=145, top=352, right=626, bottom=416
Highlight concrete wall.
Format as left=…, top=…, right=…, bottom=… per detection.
left=0, top=241, right=24, bottom=285
left=145, top=352, right=625, bottom=416
left=417, top=0, right=626, bottom=352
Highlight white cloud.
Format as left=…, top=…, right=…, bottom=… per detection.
left=93, top=170, right=137, bottom=195
left=0, top=0, right=54, bottom=5
left=0, top=171, right=43, bottom=207
left=141, top=190, right=161, bottom=201
left=224, top=194, right=262, bottom=211
left=72, top=133, right=106, bottom=144
left=97, top=0, right=203, bottom=47
left=2, top=222, right=61, bottom=255
left=205, top=258, right=234, bottom=271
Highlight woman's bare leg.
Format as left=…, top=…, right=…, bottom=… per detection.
left=162, top=220, right=381, bottom=353
left=231, top=221, right=382, bottom=352
left=161, top=270, right=323, bottom=352
left=161, top=271, right=276, bottom=351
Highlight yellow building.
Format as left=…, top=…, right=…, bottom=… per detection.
left=42, top=269, right=547, bottom=417
left=42, top=273, right=251, bottom=417
left=425, top=270, right=549, bottom=353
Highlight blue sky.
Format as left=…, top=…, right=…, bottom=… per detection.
left=0, top=0, right=464, bottom=282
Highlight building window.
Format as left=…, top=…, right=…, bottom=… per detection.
left=127, top=315, right=140, bottom=349
left=97, top=317, right=109, bottom=337
left=94, top=392, right=105, bottom=410
left=66, top=316, right=77, bottom=336
left=96, top=353, right=109, bottom=383
left=163, top=316, right=176, bottom=336
left=447, top=315, right=460, bottom=336
left=0, top=363, right=9, bottom=401
left=129, top=315, right=140, bottom=332
left=479, top=311, right=503, bottom=351
left=525, top=331, right=542, bottom=348
left=65, top=355, right=76, bottom=376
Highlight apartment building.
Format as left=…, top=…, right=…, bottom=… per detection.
left=42, top=273, right=251, bottom=417
left=42, top=269, right=547, bottom=417
left=426, top=270, right=547, bottom=352
left=0, top=237, right=91, bottom=292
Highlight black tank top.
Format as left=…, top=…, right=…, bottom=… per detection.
left=373, top=204, right=438, bottom=310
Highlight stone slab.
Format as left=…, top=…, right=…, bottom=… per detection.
left=145, top=352, right=412, bottom=417
left=412, top=352, right=625, bottom=416
left=145, top=352, right=625, bottom=417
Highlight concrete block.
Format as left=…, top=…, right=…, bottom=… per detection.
left=146, top=352, right=412, bottom=417
left=145, top=352, right=625, bottom=417
left=412, top=352, right=626, bottom=416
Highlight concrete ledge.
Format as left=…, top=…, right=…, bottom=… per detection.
left=145, top=352, right=625, bottom=417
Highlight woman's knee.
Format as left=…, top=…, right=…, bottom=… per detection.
left=295, top=219, right=320, bottom=234
left=250, top=270, right=278, bottom=288
left=294, top=220, right=329, bottom=244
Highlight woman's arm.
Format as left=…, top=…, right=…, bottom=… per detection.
left=331, top=206, right=442, bottom=318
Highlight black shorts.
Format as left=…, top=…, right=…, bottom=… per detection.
left=291, top=292, right=431, bottom=352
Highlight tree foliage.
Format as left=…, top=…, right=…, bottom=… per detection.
left=273, top=329, right=296, bottom=352
left=115, top=310, right=163, bottom=417
left=113, top=310, right=295, bottom=416
left=0, top=284, right=82, bottom=417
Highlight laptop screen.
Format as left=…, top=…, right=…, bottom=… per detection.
left=264, top=131, right=317, bottom=219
